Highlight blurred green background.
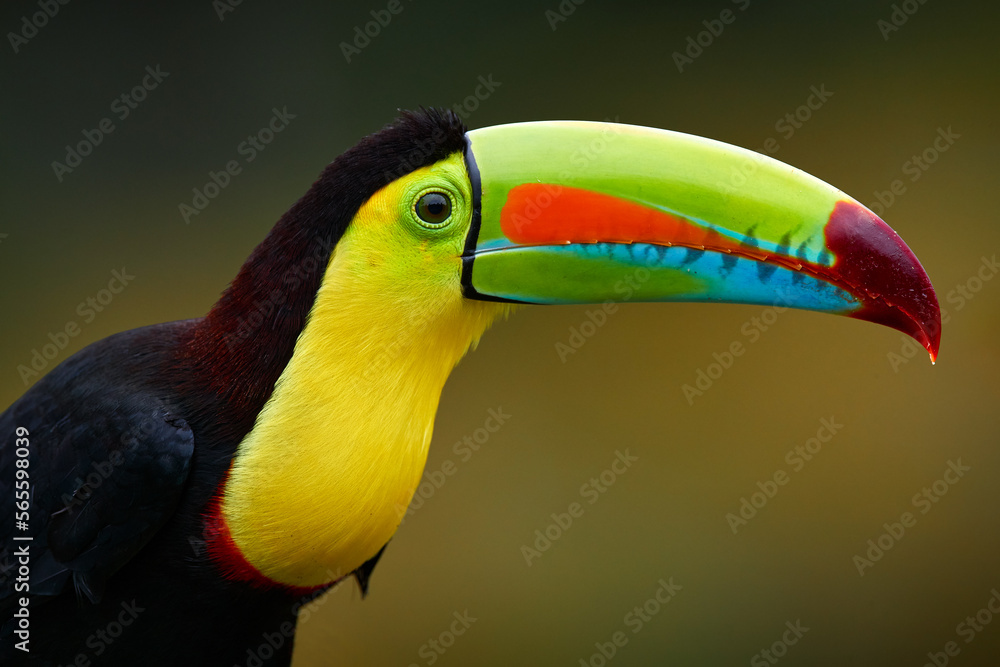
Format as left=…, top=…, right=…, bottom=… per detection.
left=2, top=0, right=998, bottom=664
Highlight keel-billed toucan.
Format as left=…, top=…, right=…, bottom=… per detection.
left=1, top=109, right=939, bottom=665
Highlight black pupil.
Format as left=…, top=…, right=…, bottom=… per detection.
left=417, top=193, right=450, bottom=224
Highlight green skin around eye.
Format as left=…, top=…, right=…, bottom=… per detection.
left=392, top=156, right=472, bottom=257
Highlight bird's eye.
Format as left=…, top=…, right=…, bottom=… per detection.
left=415, top=192, right=452, bottom=227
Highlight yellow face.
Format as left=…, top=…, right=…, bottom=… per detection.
left=221, top=153, right=510, bottom=589
left=341, top=152, right=475, bottom=306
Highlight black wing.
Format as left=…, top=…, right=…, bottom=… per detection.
left=0, top=327, right=194, bottom=616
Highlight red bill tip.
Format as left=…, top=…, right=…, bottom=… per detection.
left=825, top=201, right=941, bottom=362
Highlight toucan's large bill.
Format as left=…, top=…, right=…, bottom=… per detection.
left=460, top=121, right=940, bottom=360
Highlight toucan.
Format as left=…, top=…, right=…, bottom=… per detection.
left=1, top=108, right=939, bottom=665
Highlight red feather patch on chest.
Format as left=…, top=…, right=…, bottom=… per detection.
left=203, top=475, right=329, bottom=596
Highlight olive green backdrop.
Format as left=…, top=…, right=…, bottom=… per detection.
left=2, top=0, right=998, bottom=665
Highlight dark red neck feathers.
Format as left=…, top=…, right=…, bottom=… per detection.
left=168, top=109, right=468, bottom=450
